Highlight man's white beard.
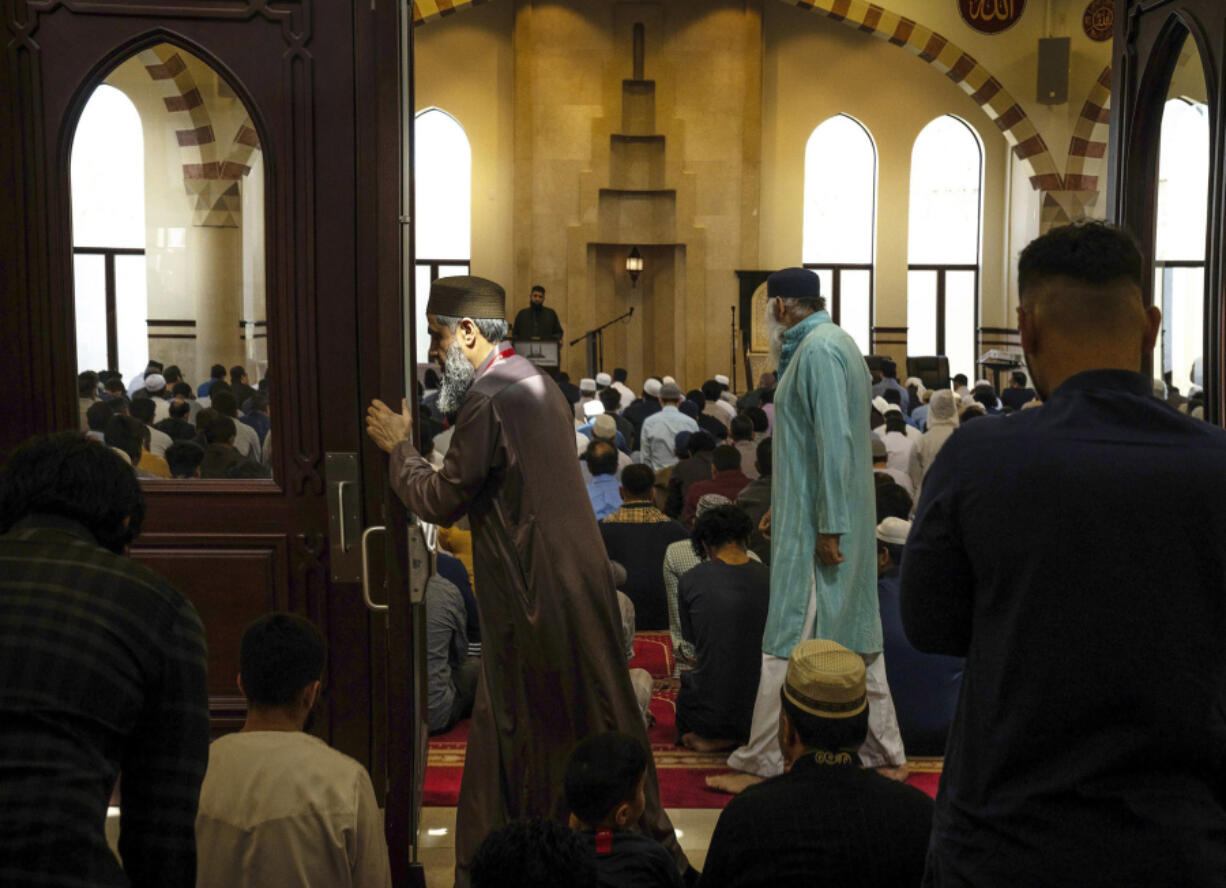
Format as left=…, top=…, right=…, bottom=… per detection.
left=437, top=342, right=476, bottom=415
left=765, top=301, right=786, bottom=369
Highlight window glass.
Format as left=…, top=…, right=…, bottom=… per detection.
left=907, top=116, right=982, bottom=265
left=803, top=114, right=875, bottom=265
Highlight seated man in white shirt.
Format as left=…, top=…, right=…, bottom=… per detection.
left=195, top=614, right=392, bottom=888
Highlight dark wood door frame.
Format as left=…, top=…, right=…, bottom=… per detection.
left=1, top=0, right=419, bottom=880
left=1108, top=0, right=1223, bottom=424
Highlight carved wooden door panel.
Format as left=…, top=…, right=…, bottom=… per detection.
left=1, top=0, right=420, bottom=881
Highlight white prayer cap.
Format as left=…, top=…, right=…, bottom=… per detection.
left=579, top=377, right=596, bottom=393
left=876, top=517, right=911, bottom=546
left=644, top=378, right=662, bottom=397
left=714, top=374, right=729, bottom=387
left=592, top=414, right=617, bottom=440
left=904, top=376, right=925, bottom=393
left=583, top=399, right=605, bottom=418
left=696, top=493, right=732, bottom=517
left=872, top=396, right=889, bottom=415
left=974, top=378, right=992, bottom=389
left=661, top=376, right=676, bottom=386
left=576, top=431, right=591, bottom=455
left=883, top=404, right=902, bottom=415
left=928, top=389, right=960, bottom=425
left=144, top=373, right=166, bottom=392
left=595, top=372, right=612, bottom=387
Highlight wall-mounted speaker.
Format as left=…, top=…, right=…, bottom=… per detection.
left=1037, top=37, right=1070, bottom=105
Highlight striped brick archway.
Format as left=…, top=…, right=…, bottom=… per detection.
left=1043, top=65, right=1113, bottom=230
left=136, top=44, right=262, bottom=229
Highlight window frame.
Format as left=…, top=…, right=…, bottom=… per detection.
left=72, top=245, right=146, bottom=371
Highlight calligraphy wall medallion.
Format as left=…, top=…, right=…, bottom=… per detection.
left=1082, top=0, right=1114, bottom=42
left=959, top=0, right=1027, bottom=35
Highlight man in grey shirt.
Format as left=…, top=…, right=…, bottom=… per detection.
left=426, top=574, right=480, bottom=735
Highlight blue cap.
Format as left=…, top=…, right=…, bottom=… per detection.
left=767, top=267, right=821, bottom=302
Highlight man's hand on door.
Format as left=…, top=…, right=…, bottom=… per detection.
left=366, top=398, right=413, bottom=453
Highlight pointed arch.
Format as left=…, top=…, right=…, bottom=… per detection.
left=413, top=0, right=491, bottom=27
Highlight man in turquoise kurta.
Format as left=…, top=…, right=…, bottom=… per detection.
left=720, top=267, right=906, bottom=789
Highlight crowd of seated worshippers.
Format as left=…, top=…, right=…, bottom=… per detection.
left=78, top=360, right=273, bottom=478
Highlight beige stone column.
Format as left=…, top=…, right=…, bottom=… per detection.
left=188, top=224, right=245, bottom=377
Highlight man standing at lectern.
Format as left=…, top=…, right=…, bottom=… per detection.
left=511, top=284, right=564, bottom=342
left=365, top=276, right=688, bottom=887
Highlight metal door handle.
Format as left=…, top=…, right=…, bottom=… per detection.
left=360, top=525, right=389, bottom=613
left=337, top=481, right=351, bottom=552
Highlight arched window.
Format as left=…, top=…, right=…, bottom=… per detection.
left=906, top=115, right=982, bottom=384
left=414, top=108, right=472, bottom=363
left=71, top=84, right=147, bottom=378
left=1154, top=97, right=1209, bottom=390
left=802, top=114, right=876, bottom=355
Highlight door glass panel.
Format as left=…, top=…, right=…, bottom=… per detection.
left=907, top=270, right=937, bottom=357
left=73, top=254, right=107, bottom=374
left=944, top=270, right=976, bottom=384
left=1153, top=35, right=1209, bottom=402
left=70, top=43, right=271, bottom=481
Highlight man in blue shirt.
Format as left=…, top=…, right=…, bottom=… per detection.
left=585, top=440, right=623, bottom=520
left=639, top=382, right=698, bottom=471
left=902, top=221, right=1226, bottom=886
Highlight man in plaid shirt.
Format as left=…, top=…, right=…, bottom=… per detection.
left=0, top=433, right=209, bottom=887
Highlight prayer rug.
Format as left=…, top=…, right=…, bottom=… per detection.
left=424, top=633, right=942, bottom=808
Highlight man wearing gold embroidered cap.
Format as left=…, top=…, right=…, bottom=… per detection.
left=700, top=640, right=932, bottom=888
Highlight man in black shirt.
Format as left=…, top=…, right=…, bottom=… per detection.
left=676, top=505, right=770, bottom=751
left=511, top=284, right=564, bottom=341
left=903, top=222, right=1226, bottom=885
left=999, top=369, right=1037, bottom=410
left=700, top=639, right=932, bottom=887
left=0, top=433, right=209, bottom=887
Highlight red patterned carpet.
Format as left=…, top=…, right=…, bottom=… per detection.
left=425, top=632, right=942, bottom=808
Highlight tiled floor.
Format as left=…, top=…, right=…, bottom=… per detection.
left=418, top=806, right=717, bottom=887
left=107, top=804, right=717, bottom=885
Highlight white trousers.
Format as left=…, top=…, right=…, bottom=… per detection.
left=726, top=581, right=906, bottom=777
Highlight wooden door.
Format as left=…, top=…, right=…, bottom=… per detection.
left=0, top=0, right=422, bottom=881
left=1108, top=0, right=1223, bottom=423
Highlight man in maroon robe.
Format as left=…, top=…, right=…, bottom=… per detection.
left=366, top=276, right=689, bottom=887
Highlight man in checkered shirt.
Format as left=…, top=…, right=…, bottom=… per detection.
left=0, top=433, right=209, bottom=887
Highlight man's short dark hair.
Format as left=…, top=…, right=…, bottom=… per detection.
left=211, top=390, right=238, bottom=418
left=686, top=389, right=706, bottom=409
left=209, top=379, right=232, bottom=397
left=613, top=368, right=627, bottom=383
left=881, top=359, right=897, bottom=379
left=230, top=365, right=247, bottom=384
left=564, top=732, right=648, bottom=826
left=877, top=538, right=905, bottom=567
left=144, top=360, right=164, bottom=374
left=687, top=430, right=716, bottom=454
left=239, top=613, right=325, bottom=707
left=246, top=393, right=269, bottom=414
left=210, top=363, right=227, bottom=380
left=163, top=365, right=182, bottom=384
left=165, top=441, right=205, bottom=478
left=730, top=415, right=753, bottom=442
left=0, top=433, right=145, bottom=554
left=953, top=373, right=968, bottom=386
left=620, top=464, right=654, bottom=498
left=781, top=689, right=869, bottom=752
left=586, top=440, right=619, bottom=477
left=884, top=412, right=907, bottom=434
left=701, top=380, right=722, bottom=402
left=882, top=388, right=902, bottom=406
left=599, top=388, right=621, bottom=412
left=103, top=378, right=126, bottom=395
left=78, top=370, right=99, bottom=397
left=756, top=436, right=772, bottom=476
left=1018, top=221, right=1143, bottom=296
left=691, top=503, right=752, bottom=559
left=195, top=407, right=218, bottom=433
left=172, top=381, right=193, bottom=398
left=530, top=285, right=545, bottom=296
left=471, top=819, right=595, bottom=888
left=169, top=400, right=191, bottom=421
left=745, top=406, right=768, bottom=434
left=86, top=400, right=113, bottom=432
left=1011, top=371, right=1028, bottom=387
left=712, top=444, right=741, bottom=472
left=205, top=415, right=237, bottom=445
left=129, top=398, right=156, bottom=425
left=104, top=415, right=144, bottom=463
left=875, top=477, right=912, bottom=522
